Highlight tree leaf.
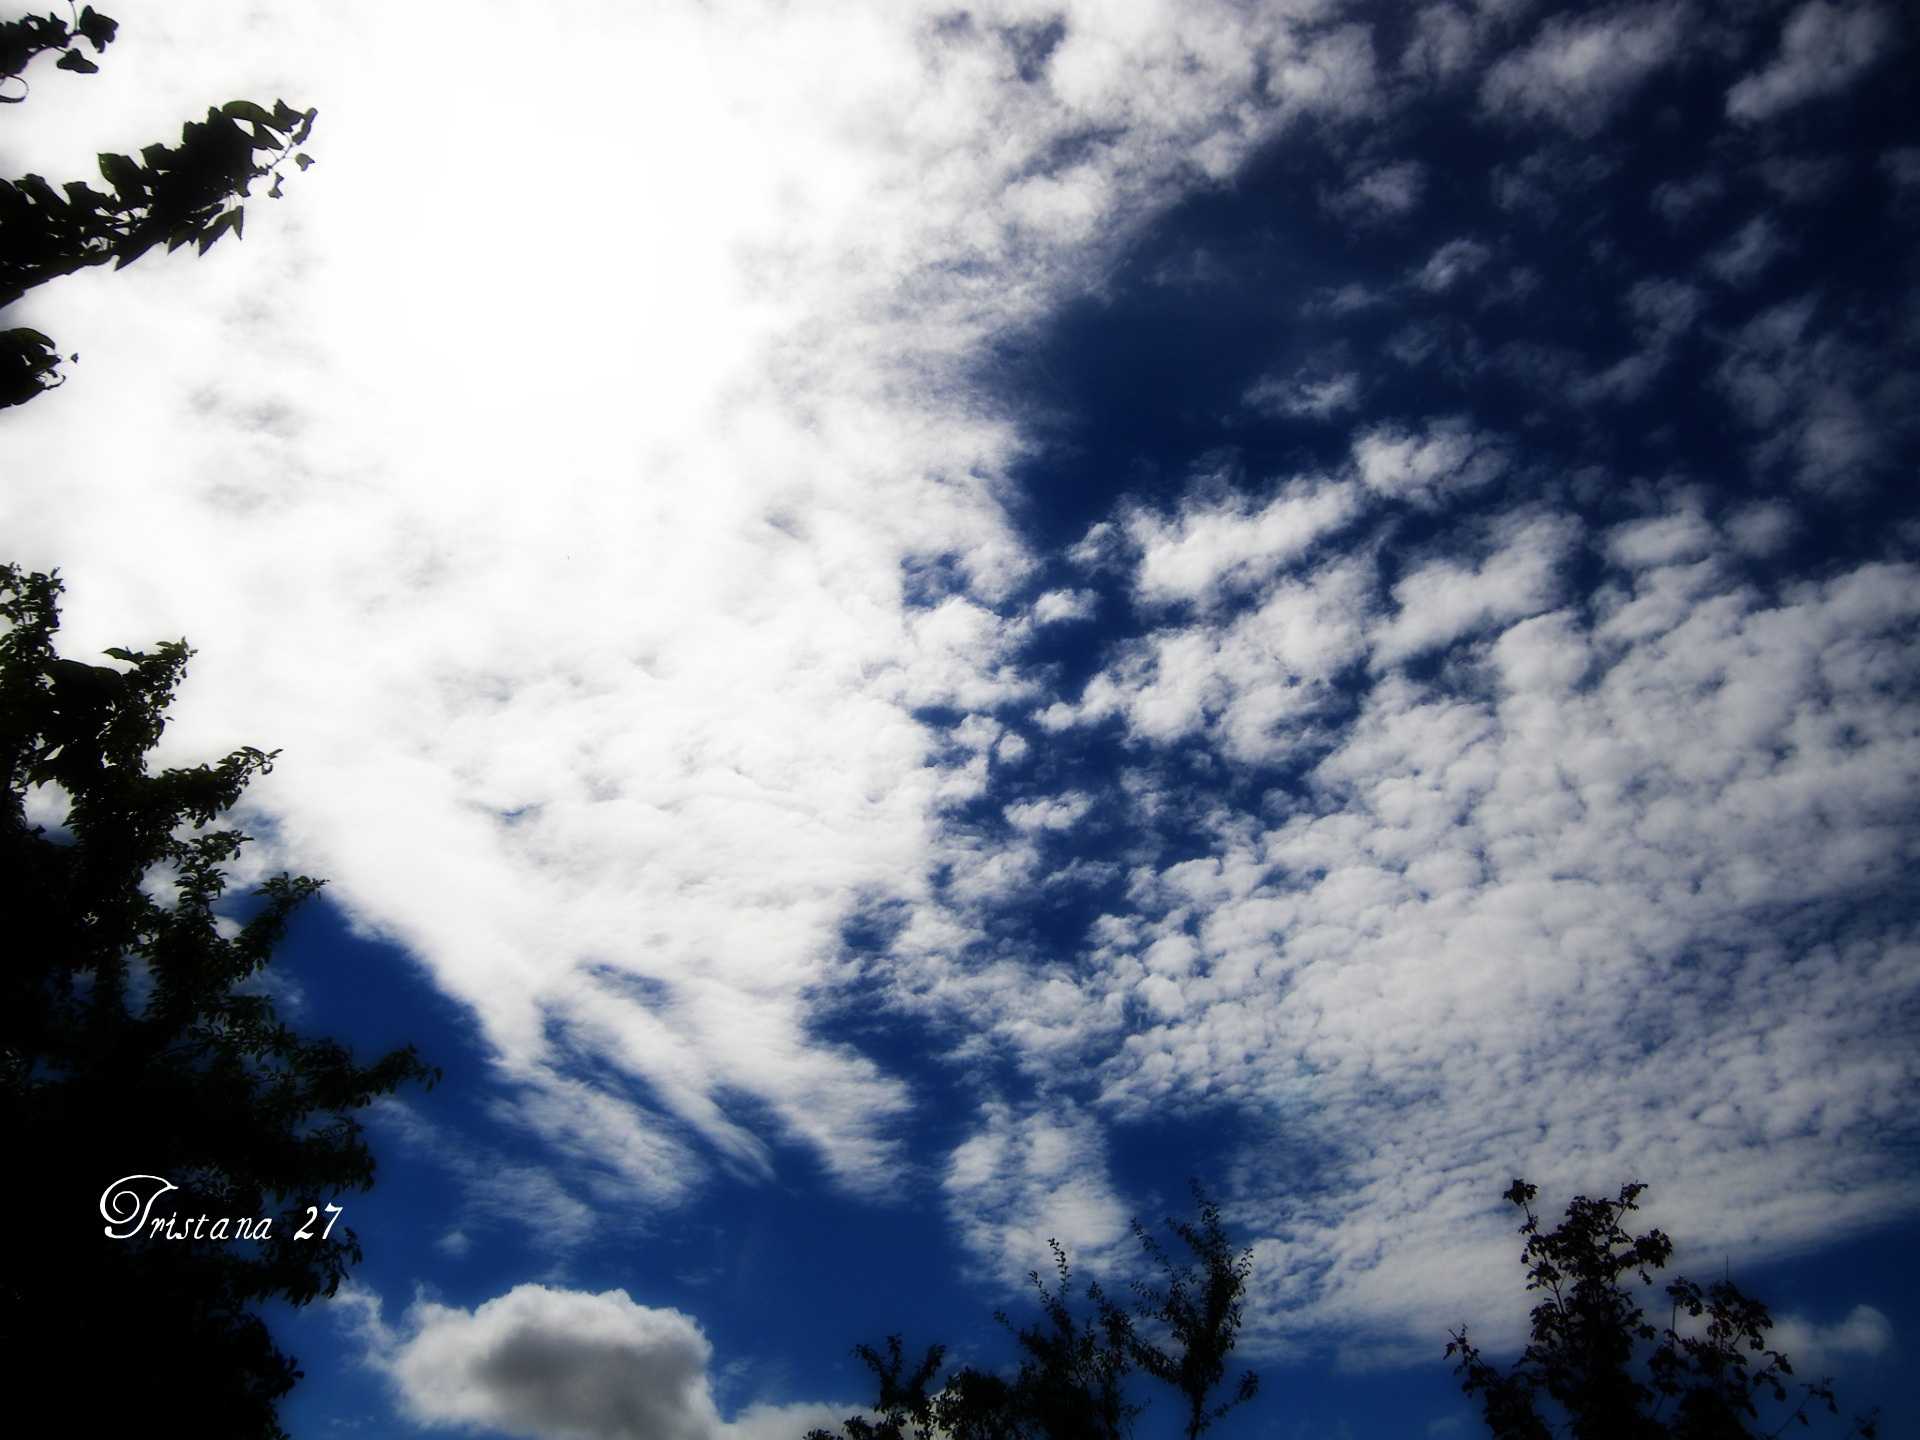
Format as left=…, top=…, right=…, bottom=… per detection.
left=55, top=47, right=99, bottom=74
left=220, top=98, right=275, bottom=126
left=1, top=562, right=439, bottom=1430
left=76, top=7, right=119, bottom=51
left=97, top=151, right=144, bottom=195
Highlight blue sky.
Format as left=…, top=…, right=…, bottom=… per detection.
left=4, top=1, right=1916, bottom=1436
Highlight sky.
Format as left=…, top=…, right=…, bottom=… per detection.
left=3, top=0, right=1917, bottom=1436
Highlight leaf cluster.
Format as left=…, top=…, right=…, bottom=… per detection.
left=1447, top=1181, right=1879, bottom=1440
left=810, top=1185, right=1259, bottom=1440
left=0, top=5, right=117, bottom=97
left=1, top=564, right=439, bottom=1439
left=0, top=6, right=316, bottom=406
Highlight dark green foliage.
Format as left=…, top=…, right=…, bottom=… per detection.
left=1127, top=1186, right=1261, bottom=1440
left=0, top=6, right=315, bottom=406
left=1448, top=1180, right=1878, bottom=1440
left=811, top=1185, right=1258, bottom=1440
left=0, top=564, right=438, bottom=1439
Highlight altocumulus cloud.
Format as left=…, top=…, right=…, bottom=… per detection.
left=5, top=0, right=1917, bottom=1374
left=3, top=0, right=1381, bottom=1212
left=342, top=1284, right=843, bottom=1440
left=1045, top=483, right=1920, bottom=1342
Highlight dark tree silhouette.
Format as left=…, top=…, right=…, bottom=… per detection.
left=1448, top=1180, right=1878, bottom=1440
left=0, top=563, right=438, bottom=1439
left=1, top=5, right=315, bottom=406
left=811, top=1184, right=1259, bottom=1440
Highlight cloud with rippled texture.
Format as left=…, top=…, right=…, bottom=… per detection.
left=2, top=0, right=1387, bottom=1211
left=5, top=0, right=1915, bottom=1398
left=1035, top=476, right=1919, bottom=1339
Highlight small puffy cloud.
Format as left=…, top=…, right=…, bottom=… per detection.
left=1714, top=295, right=1916, bottom=489
left=1352, top=418, right=1507, bottom=505
left=1757, top=154, right=1847, bottom=203
left=388, top=1286, right=720, bottom=1440
left=1032, top=587, right=1098, bottom=624
left=352, top=1284, right=843, bottom=1440
left=1004, top=793, right=1093, bottom=832
left=1481, top=3, right=1687, bottom=136
left=1724, top=501, right=1800, bottom=557
left=1244, top=368, right=1363, bottom=420
left=1883, top=147, right=1920, bottom=191
left=1400, top=3, right=1479, bottom=82
left=1409, top=238, right=1492, bottom=293
left=1075, top=553, right=1376, bottom=760
left=944, top=1102, right=1131, bottom=1285
left=1727, top=2, right=1894, bottom=123
left=1652, top=171, right=1727, bottom=225
left=1573, top=277, right=1705, bottom=402
left=1373, top=513, right=1577, bottom=664
left=1325, top=160, right=1427, bottom=226
left=1266, top=23, right=1380, bottom=120
left=1130, top=480, right=1362, bottom=608
left=1707, top=215, right=1787, bottom=286
left=1604, top=509, right=1717, bottom=570
left=1769, top=1305, right=1894, bottom=1373
left=1627, top=277, right=1703, bottom=339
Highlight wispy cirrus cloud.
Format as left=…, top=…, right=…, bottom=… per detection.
left=1726, top=1, right=1895, bottom=123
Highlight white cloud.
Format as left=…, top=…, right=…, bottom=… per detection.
left=1352, top=418, right=1507, bottom=505
left=1244, top=368, right=1364, bottom=420
left=7, top=0, right=1915, bottom=1384
left=1481, top=3, right=1688, bottom=136
left=1409, top=239, right=1492, bottom=293
left=1076, top=551, right=1375, bottom=759
left=1727, top=2, right=1894, bottom=123
left=1, top=0, right=1396, bottom=1213
left=1652, top=172, right=1727, bottom=225
left=1010, top=470, right=1920, bottom=1343
left=1005, top=793, right=1094, bottom=832
left=944, top=1102, right=1132, bottom=1286
left=1768, top=1304, right=1893, bottom=1373
left=1706, top=215, right=1787, bottom=286
left=1324, top=160, right=1427, bottom=226
left=1883, top=147, right=1920, bottom=192
left=1714, top=294, right=1916, bottom=490
left=1033, top=587, right=1099, bottom=624
left=1305, top=281, right=1392, bottom=317
left=343, top=1283, right=846, bottom=1440
left=1604, top=508, right=1716, bottom=570
left=1399, top=3, right=1480, bottom=83
left=1373, top=513, right=1575, bottom=664
left=1130, top=479, right=1363, bottom=609
left=1570, top=277, right=1705, bottom=403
